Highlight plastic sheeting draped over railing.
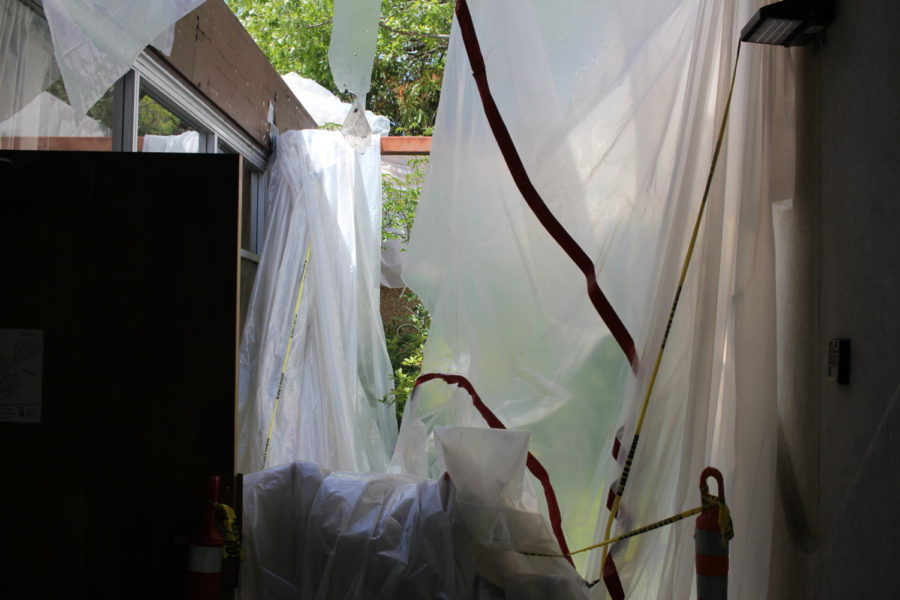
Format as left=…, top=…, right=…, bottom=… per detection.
left=238, top=130, right=397, bottom=475
left=394, top=0, right=795, bottom=597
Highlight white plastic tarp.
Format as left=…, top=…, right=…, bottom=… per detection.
left=238, top=130, right=397, bottom=475
left=394, top=0, right=794, bottom=597
left=281, top=72, right=391, bottom=135
left=141, top=130, right=200, bottom=153
left=41, top=0, right=206, bottom=117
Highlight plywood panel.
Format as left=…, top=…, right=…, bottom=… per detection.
left=164, top=0, right=316, bottom=147
left=0, top=150, right=240, bottom=598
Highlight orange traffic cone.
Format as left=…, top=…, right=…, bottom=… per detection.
left=695, top=467, right=733, bottom=600
left=185, top=475, right=225, bottom=600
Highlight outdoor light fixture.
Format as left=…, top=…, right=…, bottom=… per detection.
left=740, top=0, right=833, bottom=46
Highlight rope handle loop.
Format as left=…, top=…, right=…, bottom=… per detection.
left=698, top=466, right=734, bottom=542
left=700, top=466, right=725, bottom=504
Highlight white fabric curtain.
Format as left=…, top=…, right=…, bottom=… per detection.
left=393, top=0, right=794, bottom=597
left=238, top=130, right=397, bottom=475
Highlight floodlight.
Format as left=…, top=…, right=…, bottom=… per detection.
left=740, top=0, right=833, bottom=46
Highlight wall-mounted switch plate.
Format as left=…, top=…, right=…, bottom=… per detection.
left=827, top=338, right=850, bottom=384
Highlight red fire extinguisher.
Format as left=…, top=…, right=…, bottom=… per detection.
left=185, top=475, right=225, bottom=600
left=695, top=467, right=733, bottom=600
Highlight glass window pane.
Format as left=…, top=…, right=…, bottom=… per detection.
left=138, top=91, right=200, bottom=153
left=241, top=162, right=254, bottom=251
left=0, top=77, right=115, bottom=152
left=0, top=3, right=114, bottom=152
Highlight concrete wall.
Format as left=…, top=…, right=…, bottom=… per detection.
left=771, top=0, right=900, bottom=596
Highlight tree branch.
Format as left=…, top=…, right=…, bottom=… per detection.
left=304, top=18, right=333, bottom=28
left=379, top=21, right=450, bottom=42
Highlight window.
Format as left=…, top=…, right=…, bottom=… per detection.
left=138, top=89, right=203, bottom=153
left=2, top=0, right=270, bottom=253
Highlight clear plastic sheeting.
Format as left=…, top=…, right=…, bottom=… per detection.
left=238, top=130, right=397, bottom=476
left=380, top=238, right=406, bottom=288
left=240, top=427, right=586, bottom=599
left=435, top=427, right=587, bottom=597
left=396, top=0, right=794, bottom=597
left=379, top=155, right=418, bottom=288
left=0, top=0, right=59, bottom=122
left=41, top=0, right=206, bottom=116
left=282, top=72, right=391, bottom=136
left=328, top=0, right=381, bottom=151
left=141, top=130, right=199, bottom=153
left=150, top=24, right=176, bottom=56
left=1, top=0, right=115, bottom=150
left=0, top=91, right=109, bottom=139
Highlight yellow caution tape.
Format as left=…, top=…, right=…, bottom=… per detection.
left=215, top=502, right=243, bottom=560
left=599, top=42, right=743, bottom=574
left=523, top=504, right=704, bottom=559
left=262, top=243, right=313, bottom=468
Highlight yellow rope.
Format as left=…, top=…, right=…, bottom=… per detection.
left=262, top=243, right=313, bottom=468
left=599, top=42, right=743, bottom=574
left=523, top=504, right=705, bottom=559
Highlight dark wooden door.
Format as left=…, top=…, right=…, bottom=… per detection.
left=0, top=150, right=240, bottom=598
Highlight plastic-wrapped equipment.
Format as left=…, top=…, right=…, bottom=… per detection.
left=395, top=0, right=794, bottom=597
left=238, top=130, right=397, bottom=476
left=241, top=427, right=586, bottom=599
left=241, top=462, right=475, bottom=600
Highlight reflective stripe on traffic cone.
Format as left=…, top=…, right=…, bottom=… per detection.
left=185, top=475, right=225, bottom=600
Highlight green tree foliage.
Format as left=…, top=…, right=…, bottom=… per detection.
left=137, top=94, right=192, bottom=137
left=381, top=158, right=430, bottom=421
left=47, top=79, right=190, bottom=137
left=383, top=291, right=429, bottom=422
left=382, top=157, right=426, bottom=244
left=226, top=0, right=452, bottom=135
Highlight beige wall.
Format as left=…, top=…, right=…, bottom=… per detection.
left=770, top=1, right=900, bottom=596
